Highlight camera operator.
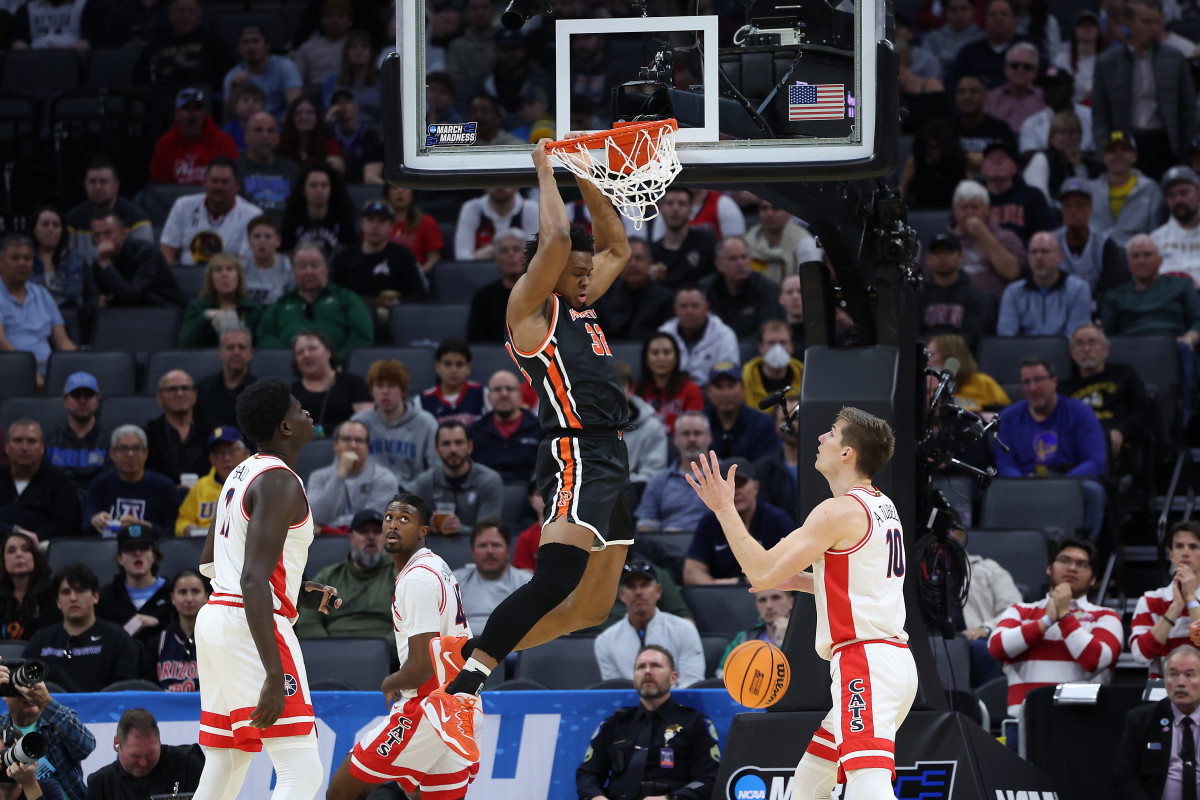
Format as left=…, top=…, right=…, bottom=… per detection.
left=0, top=659, right=95, bottom=800
left=0, top=760, right=64, bottom=800
left=86, top=709, right=204, bottom=800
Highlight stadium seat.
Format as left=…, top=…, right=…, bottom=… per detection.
left=975, top=676, right=1008, bottom=733
left=157, top=537, right=205, bottom=579
left=306, top=535, right=349, bottom=574
left=968, top=528, right=1051, bottom=600
left=346, top=184, right=379, bottom=214
left=249, top=349, right=296, bottom=381
left=0, top=397, right=63, bottom=433
left=48, top=537, right=118, bottom=579
left=99, top=396, right=162, bottom=431
left=682, top=586, right=760, bottom=636
left=738, top=338, right=758, bottom=366
left=145, top=351, right=223, bottom=395
left=46, top=352, right=136, bottom=396
left=639, top=532, right=694, bottom=560
left=0, top=352, right=37, bottom=399
left=92, top=308, right=181, bottom=358
left=928, top=634, right=971, bottom=691
left=439, top=223, right=457, bottom=260
left=0, top=50, right=81, bottom=98
left=976, top=336, right=1071, bottom=386
left=86, top=49, right=142, bottom=89
left=1107, top=335, right=1180, bottom=441
left=502, top=484, right=531, bottom=529
left=701, top=634, right=729, bottom=678
left=170, top=267, right=207, bottom=302
left=59, top=308, right=81, bottom=346
left=0, top=97, right=36, bottom=163
left=588, top=678, right=634, bottom=690
left=296, top=438, right=335, bottom=483
left=347, top=347, right=436, bottom=392
left=513, top=636, right=602, bottom=689
left=426, top=534, right=473, bottom=570
left=102, top=679, right=164, bottom=692
left=388, top=304, right=469, bottom=347
left=468, top=344, right=519, bottom=383
left=907, top=208, right=952, bottom=256
left=608, top=342, right=643, bottom=367
left=431, top=261, right=500, bottom=304
left=489, top=678, right=548, bottom=691
left=212, top=12, right=294, bottom=53
left=299, top=637, right=391, bottom=692
left=892, top=134, right=913, bottom=187
left=691, top=677, right=725, bottom=689
left=979, top=478, right=1086, bottom=540
left=0, top=642, right=25, bottom=662
left=931, top=473, right=975, bottom=527
left=140, top=184, right=203, bottom=227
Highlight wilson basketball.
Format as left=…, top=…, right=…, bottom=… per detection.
left=723, top=640, right=791, bottom=709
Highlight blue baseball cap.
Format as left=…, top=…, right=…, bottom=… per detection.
left=63, top=371, right=99, bottom=396
left=708, top=361, right=742, bottom=383
left=207, top=426, right=244, bottom=452
left=176, top=88, right=206, bottom=108
left=361, top=200, right=394, bottom=219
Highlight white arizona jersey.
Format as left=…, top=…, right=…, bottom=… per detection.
left=393, top=547, right=471, bottom=700
left=210, top=454, right=314, bottom=622
left=812, top=486, right=908, bottom=660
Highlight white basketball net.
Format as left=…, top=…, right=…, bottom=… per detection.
left=548, top=124, right=682, bottom=231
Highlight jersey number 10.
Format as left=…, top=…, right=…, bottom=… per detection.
left=585, top=323, right=612, bottom=357
left=885, top=529, right=905, bottom=578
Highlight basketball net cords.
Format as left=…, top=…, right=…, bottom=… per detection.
left=549, top=127, right=682, bottom=231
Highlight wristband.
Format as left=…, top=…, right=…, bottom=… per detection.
left=1187, top=601, right=1199, bottom=611
left=1040, top=615, right=1052, bottom=628
left=1166, top=615, right=1180, bottom=626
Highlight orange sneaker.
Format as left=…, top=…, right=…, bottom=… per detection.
left=422, top=687, right=480, bottom=761
left=429, top=635, right=469, bottom=686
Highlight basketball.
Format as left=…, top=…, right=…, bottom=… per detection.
left=723, top=640, right=791, bottom=709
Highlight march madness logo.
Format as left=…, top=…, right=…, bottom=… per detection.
left=726, top=760, right=957, bottom=800
left=427, top=123, right=478, bottom=146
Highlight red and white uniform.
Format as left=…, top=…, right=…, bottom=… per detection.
left=805, top=486, right=917, bottom=782
left=196, top=454, right=316, bottom=752
left=1129, top=584, right=1198, bottom=677
left=347, top=548, right=481, bottom=799
left=987, top=595, right=1123, bottom=716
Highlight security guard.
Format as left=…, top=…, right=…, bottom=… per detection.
left=576, top=644, right=721, bottom=800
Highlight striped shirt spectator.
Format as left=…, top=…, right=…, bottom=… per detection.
left=1130, top=522, right=1200, bottom=677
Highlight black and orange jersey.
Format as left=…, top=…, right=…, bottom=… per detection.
left=506, top=293, right=629, bottom=432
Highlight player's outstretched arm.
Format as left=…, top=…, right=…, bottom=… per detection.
left=575, top=174, right=629, bottom=305
left=241, top=470, right=308, bottom=729
left=507, top=141, right=572, bottom=326
left=381, top=631, right=437, bottom=705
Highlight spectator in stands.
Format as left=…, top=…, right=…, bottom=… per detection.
left=744, top=199, right=820, bottom=284
left=326, top=88, right=384, bottom=183
left=0, top=235, right=76, bottom=381
left=1054, top=177, right=1131, bottom=295
left=948, top=0, right=1032, bottom=90
left=684, top=456, right=791, bottom=585
left=277, top=96, right=345, bottom=173
left=420, top=339, right=486, bottom=425
left=988, top=538, right=1122, bottom=715
left=411, top=421, right=504, bottom=534
left=86, top=708, right=205, bottom=799
left=177, top=253, right=264, bottom=348
left=159, top=158, right=263, bottom=267
left=145, top=369, right=209, bottom=485
left=294, top=509, right=397, bottom=638
left=0, top=645, right=94, bottom=800
left=649, top=189, right=718, bottom=288
left=994, top=357, right=1108, bottom=537
left=0, top=420, right=80, bottom=541
left=467, top=228, right=529, bottom=343
left=288, top=329, right=371, bottom=435
left=705, top=363, right=782, bottom=462
left=324, top=30, right=382, bottom=123
left=898, top=37, right=951, bottom=136
left=700, top=236, right=783, bottom=340
left=1115, top=643, right=1200, bottom=800
left=950, top=74, right=1019, bottom=176
left=244, top=216, right=293, bottom=304
left=928, top=333, right=1010, bottom=412
left=982, top=142, right=1058, bottom=246
left=24, top=565, right=140, bottom=692
left=256, top=244, right=374, bottom=362
left=175, top=427, right=248, bottom=536
left=103, top=0, right=169, bottom=48
left=779, top=274, right=806, bottom=353
left=145, top=569, right=208, bottom=691
left=755, top=397, right=800, bottom=522
left=1103, top=235, right=1200, bottom=349
left=222, top=24, right=302, bottom=121
left=1129, top=521, right=1200, bottom=676
left=85, top=425, right=180, bottom=538
left=614, top=362, right=668, bottom=490
left=718, top=589, right=794, bottom=676
left=87, top=213, right=186, bottom=310
left=331, top=201, right=428, bottom=322
left=308, top=420, right=398, bottom=527
left=1022, top=110, right=1099, bottom=204
left=46, top=372, right=109, bottom=496
left=468, top=370, right=542, bottom=483
left=96, top=522, right=172, bottom=643
left=0, top=531, right=59, bottom=641
left=238, top=113, right=301, bottom=219
left=925, top=0, right=986, bottom=71
left=446, top=0, right=497, bottom=89
left=636, top=332, right=705, bottom=433
left=353, top=359, right=439, bottom=485
left=1056, top=11, right=1103, bottom=105
left=947, top=180, right=1026, bottom=299
left=455, top=187, right=538, bottom=262
left=222, top=83, right=265, bottom=151
left=9, top=0, right=103, bottom=49
left=741, top=320, right=804, bottom=412
left=1018, top=69, right=1094, bottom=156
left=425, top=70, right=463, bottom=126
left=946, top=513, right=1022, bottom=687
left=900, top=119, right=970, bottom=209
left=918, top=233, right=998, bottom=351
left=595, top=563, right=705, bottom=687
left=680, top=189, right=747, bottom=240
left=984, top=43, right=1046, bottom=134
left=895, top=14, right=944, bottom=82
left=1152, top=165, right=1200, bottom=286
left=593, top=237, right=675, bottom=342
left=636, top=411, right=715, bottom=532
left=194, top=327, right=256, bottom=430
left=280, top=162, right=357, bottom=254
left=149, top=89, right=240, bottom=186
left=1060, top=322, right=1151, bottom=471
left=659, top=287, right=740, bottom=388
left=510, top=481, right=543, bottom=572
left=133, top=0, right=232, bottom=105
left=997, top=232, right=1092, bottom=336
left=385, top=186, right=443, bottom=278
left=1087, top=131, right=1167, bottom=248
left=28, top=207, right=83, bottom=311
left=293, top=0, right=353, bottom=84
left=64, top=159, right=154, bottom=264
left=453, top=519, right=531, bottom=632
left=485, top=29, right=552, bottom=117
left=1093, top=0, right=1195, bottom=181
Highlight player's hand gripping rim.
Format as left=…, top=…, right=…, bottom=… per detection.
left=303, top=581, right=342, bottom=615
left=685, top=450, right=737, bottom=513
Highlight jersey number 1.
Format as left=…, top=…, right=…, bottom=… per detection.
left=585, top=323, right=612, bottom=357
left=885, top=529, right=905, bottom=578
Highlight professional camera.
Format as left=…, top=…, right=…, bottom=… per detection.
left=0, top=661, right=44, bottom=698
left=0, top=732, right=44, bottom=770
left=501, top=0, right=551, bottom=30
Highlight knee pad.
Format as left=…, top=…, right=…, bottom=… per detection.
left=793, top=752, right=838, bottom=800
left=845, top=767, right=895, bottom=800
left=526, top=542, right=590, bottom=606
left=476, top=542, right=588, bottom=659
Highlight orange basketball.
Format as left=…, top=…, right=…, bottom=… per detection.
left=723, top=640, right=791, bottom=709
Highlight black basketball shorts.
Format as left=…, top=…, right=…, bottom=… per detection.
left=534, top=433, right=635, bottom=549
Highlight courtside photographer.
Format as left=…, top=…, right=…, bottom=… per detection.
left=0, top=658, right=92, bottom=800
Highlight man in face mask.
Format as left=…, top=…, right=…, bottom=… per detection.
left=742, top=320, right=805, bottom=412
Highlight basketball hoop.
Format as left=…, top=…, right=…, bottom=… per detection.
left=546, top=119, right=682, bottom=230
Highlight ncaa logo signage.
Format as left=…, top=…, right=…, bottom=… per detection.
left=726, top=766, right=794, bottom=800
left=727, top=760, right=959, bottom=800
left=895, top=760, right=957, bottom=799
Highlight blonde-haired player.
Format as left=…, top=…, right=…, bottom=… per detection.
left=687, top=407, right=916, bottom=799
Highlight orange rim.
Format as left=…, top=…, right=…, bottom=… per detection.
left=545, top=118, right=678, bottom=156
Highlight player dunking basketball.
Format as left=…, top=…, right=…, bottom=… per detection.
left=193, top=377, right=342, bottom=800
left=688, top=408, right=917, bottom=800
left=326, top=493, right=480, bottom=800
left=423, top=139, right=635, bottom=759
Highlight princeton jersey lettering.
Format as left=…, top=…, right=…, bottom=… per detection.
left=210, top=454, right=314, bottom=622
left=812, top=486, right=908, bottom=660
left=392, top=548, right=470, bottom=699
left=507, top=293, right=629, bottom=431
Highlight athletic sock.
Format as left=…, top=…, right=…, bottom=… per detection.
left=448, top=659, right=490, bottom=696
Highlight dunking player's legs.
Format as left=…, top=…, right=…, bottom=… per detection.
left=512, top=540, right=627, bottom=651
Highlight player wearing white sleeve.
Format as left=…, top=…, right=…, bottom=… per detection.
left=326, top=493, right=480, bottom=800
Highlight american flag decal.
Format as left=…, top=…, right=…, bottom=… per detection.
left=788, top=83, right=846, bottom=121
